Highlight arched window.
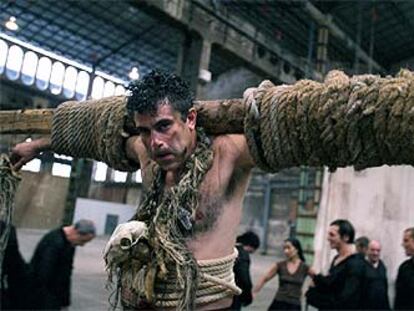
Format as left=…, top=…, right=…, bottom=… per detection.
left=103, top=81, right=115, bottom=97
left=36, top=57, right=52, bottom=90
left=113, top=170, right=127, bottom=183
left=133, top=170, right=142, bottom=183
left=6, top=45, right=23, bottom=80
left=63, top=66, right=78, bottom=98
left=22, top=158, right=41, bottom=172
left=75, top=71, right=90, bottom=101
left=51, top=163, right=71, bottom=178
left=49, top=61, right=65, bottom=95
left=91, top=76, right=104, bottom=99
left=21, top=51, right=38, bottom=85
left=0, top=40, right=8, bottom=75
left=114, top=84, right=126, bottom=95
left=93, top=161, right=107, bottom=182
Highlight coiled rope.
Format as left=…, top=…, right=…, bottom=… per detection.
left=51, top=96, right=138, bottom=172
left=244, top=69, right=414, bottom=172
left=121, top=249, right=241, bottom=308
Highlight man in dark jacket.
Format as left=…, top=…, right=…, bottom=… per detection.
left=231, top=231, right=260, bottom=310
left=361, top=240, right=390, bottom=310
left=30, top=219, right=96, bottom=310
left=1, top=221, right=34, bottom=310
left=307, top=219, right=366, bottom=310
left=394, top=227, right=414, bottom=310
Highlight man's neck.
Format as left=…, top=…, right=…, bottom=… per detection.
left=337, top=243, right=354, bottom=257
left=366, top=257, right=380, bottom=267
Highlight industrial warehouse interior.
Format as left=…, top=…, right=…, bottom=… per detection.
left=1, top=1, right=414, bottom=310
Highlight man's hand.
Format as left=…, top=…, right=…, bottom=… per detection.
left=11, top=137, right=51, bottom=170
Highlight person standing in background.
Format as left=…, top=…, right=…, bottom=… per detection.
left=231, top=231, right=260, bottom=310
left=394, top=227, right=414, bottom=310
left=254, top=238, right=314, bottom=311
left=31, top=219, right=96, bottom=310
left=306, top=219, right=366, bottom=310
left=361, top=240, right=390, bottom=310
left=355, top=236, right=370, bottom=257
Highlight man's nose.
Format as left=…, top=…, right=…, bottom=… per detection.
left=150, top=132, right=164, bottom=149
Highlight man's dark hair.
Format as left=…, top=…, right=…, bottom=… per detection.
left=355, top=236, right=370, bottom=249
left=405, top=227, right=414, bottom=240
left=236, top=231, right=260, bottom=249
left=330, top=219, right=355, bottom=244
left=126, top=69, right=193, bottom=120
left=74, top=219, right=96, bottom=236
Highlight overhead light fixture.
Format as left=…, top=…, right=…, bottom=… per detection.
left=5, top=16, right=18, bottom=31
left=128, top=67, right=139, bottom=80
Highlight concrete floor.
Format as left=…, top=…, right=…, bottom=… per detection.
left=17, top=229, right=287, bottom=311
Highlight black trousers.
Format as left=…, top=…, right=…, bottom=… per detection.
left=268, top=299, right=301, bottom=311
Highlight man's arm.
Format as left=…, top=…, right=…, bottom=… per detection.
left=394, top=264, right=407, bottom=310
left=11, top=137, right=51, bottom=170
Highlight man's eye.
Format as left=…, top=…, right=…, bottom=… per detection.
left=158, top=123, right=171, bottom=131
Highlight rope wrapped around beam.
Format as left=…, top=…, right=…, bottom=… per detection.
left=51, top=96, right=139, bottom=172
left=244, top=69, right=414, bottom=172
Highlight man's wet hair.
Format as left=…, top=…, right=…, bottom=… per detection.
left=330, top=219, right=355, bottom=244
left=74, top=219, right=96, bottom=236
left=127, top=69, right=193, bottom=120
left=236, top=231, right=260, bottom=249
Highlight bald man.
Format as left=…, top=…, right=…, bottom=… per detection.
left=361, top=240, right=390, bottom=310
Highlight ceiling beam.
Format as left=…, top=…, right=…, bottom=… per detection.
left=303, top=1, right=385, bottom=73
left=135, top=0, right=321, bottom=82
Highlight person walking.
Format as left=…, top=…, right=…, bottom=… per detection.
left=253, top=238, right=313, bottom=310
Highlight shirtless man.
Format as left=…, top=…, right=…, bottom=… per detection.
left=11, top=70, right=256, bottom=310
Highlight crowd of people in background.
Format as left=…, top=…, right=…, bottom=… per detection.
left=236, top=220, right=414, bottom=311
left=0, top=219, right=96, bottom=310
left=2, top=219, right=414, bottom=310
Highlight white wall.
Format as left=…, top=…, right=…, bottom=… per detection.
left=73, top=198, right=136, bottom=235
left=314, top=166, right=414, bottom=300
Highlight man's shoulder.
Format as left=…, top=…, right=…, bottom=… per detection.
left=399, top=258, right=414, bottom=270
left=41, top=228, right=65, bottom=244
left=212, top=134, right=254, bottom=169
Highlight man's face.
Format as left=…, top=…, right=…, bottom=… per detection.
left=243, top=245, right=257, bottom=254
left=402, top=230, right=414, bottom=257
left=327, top=225, right=344, bottom=250
left=134, top=102, right=196, bottom=171
left=72, top=233, right=95, bottom=246
left=367, top=241, right=381, bottom=264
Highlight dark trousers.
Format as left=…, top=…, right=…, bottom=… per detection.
left=268, top=299, right=301, bottom=311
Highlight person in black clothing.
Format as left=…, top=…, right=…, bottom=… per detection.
left=30, top=219, right=96, bottom=310
left=230, top=231, right=260, bottom=310
left=355, top=236, right=369, bottom=257
left=361, top=240, right=390, bottom=310
left=306, top=219, right=366, bottom=310
left=0, top=221, right=34, bottom=310
left=394, top=227, right=414, bottom=310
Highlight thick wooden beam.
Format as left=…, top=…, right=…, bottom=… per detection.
left=0, top=99, right=246, bottom=135
left=0, top=108, right=54, bottom=134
